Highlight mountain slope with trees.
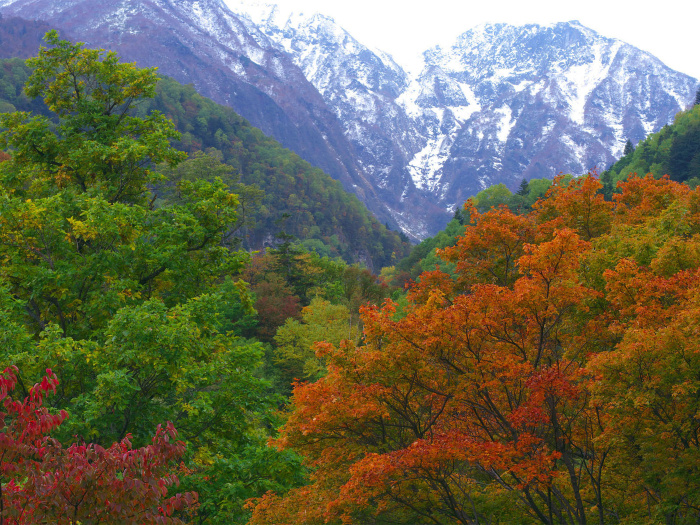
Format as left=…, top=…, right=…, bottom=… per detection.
left=602, top=102, right=700, bottom=193
left=0, top=55, right=410, bottom=270
left=1, top=1, right=696, bottom=239
left=5, top=31, right=700, bottom=524
left=0, top=34, right=412, bottom=523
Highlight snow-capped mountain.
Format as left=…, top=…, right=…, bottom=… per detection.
left=226, top=0, right=445, bottom=237
left=233, top=7, right=697, bottom=227
left=1, top=0, right=697, bottom=239
left=400, top=22, right=697, bottom=211
left=223, top=3, right=698, bottom=235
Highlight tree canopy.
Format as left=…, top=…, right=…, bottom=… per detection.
left=250, top=173, right=700, bottom=525
left=0, top=31, right=303, bottom=524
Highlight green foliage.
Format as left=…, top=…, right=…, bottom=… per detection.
left=145, top=77, right=410, bottom=269
left=605, top=104, right=700, bottom=185
left=472, top=182, right=513, bottom=210
left=243, top=245, right=391, bottom=349
left=527, top=177, right=554, bottom=202
left=157, top=149, right=264, bottom=247
left=472, top=178, right=555, bottom=214
left=0, top=57, right=45, bottom=115
left=237, top=244, right=393, bottom=395
left=394, top=218, right=464, bottom=283
left=0, top=56, right=410, bottom=270
left=0, top=32, right=303, bottom=524
left=274, top=297, right=360, bottom=385
left=1, top=30, right=186, bottom=205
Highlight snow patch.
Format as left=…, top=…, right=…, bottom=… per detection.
left=642, top=119, right=656, bottom=138
left=388, top=208, right=429, bottom=240
left=407, top=135, right=448, bottom=191
left=559, top=41, right=623, bottom=125
left=495, top=105, right=514, bottom=143
left=396, top=79, right=425, bottom=119
left=511, top=80, right=532, bottom=92
left=541, top=119, right=556, bottom=136
left=560, top=134, right=587, bottom=166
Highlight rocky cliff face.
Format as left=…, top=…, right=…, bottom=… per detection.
left=225, top=4, right=698, bottom=236
left=2, top=0, right=697, bottom=239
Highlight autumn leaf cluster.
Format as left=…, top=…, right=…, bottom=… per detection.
left=250, top=173, right=700, bottom=525
left=0, top=366, right=196, bottom=524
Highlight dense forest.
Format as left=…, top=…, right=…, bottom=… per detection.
left=0, top=32, right=399, bottom=524
left=0, top=52, right=410, bottom=271
left=251, top=172, right=700, bottom=525
left=2, top=32, right=700, bottom=525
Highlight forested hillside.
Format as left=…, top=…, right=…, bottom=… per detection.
left=0, top=33, right=403, bottom=524
left=3, top=30, right=700, bottom=525
left=0, top=54, right=410, bottom=271
left=602, top=102, right=700, bottom=192
left=0, top=13, right=57, bottom=60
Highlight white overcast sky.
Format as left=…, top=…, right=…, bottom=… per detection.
left=250, top=0, right=700, bottom=81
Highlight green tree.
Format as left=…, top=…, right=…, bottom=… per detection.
left=274, top=297, right=360, bottom=387
left=516, top=177, right=529, bottom=196
left=600, top=169, right=614, bottom=200
left=0, top=32, right=302, bottom=524
left=2, top=31, right=185, bottom=205
left=472, top=182, right=513, bottom=212
left=623, top=138, right=635, bottom=156
left=525, top=177, right=553, bottom=204
left=157, top=149, right=264, bottom=247
left=0, top=30, right=242, bottom=339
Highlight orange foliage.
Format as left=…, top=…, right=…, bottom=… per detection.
left=533, top=172, right=613, bottom=240
left=439, top=201, right=536, bottom=291
left=251, top=174, right=700, bottom=524
left=613, top=173, right=688, bottom=224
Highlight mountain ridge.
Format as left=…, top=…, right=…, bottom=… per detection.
left=0, top=0, right=697, bottom=239
left=223, top=3, right=697, bottom=235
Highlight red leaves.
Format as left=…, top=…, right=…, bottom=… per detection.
left=0, top=368, right=197, bottom=525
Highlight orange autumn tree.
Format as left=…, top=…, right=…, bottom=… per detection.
left=250, top=174, right=700, bottom=525
left=586, top=175, right=700, bottom=524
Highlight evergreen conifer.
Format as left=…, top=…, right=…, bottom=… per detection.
left=516, top=177, right=529, bottom=196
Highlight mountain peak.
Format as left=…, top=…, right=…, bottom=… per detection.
left=1, top=0, right=696, bottom=240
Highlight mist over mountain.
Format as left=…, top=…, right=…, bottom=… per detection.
left=1, top=0, right=697, bottom=239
